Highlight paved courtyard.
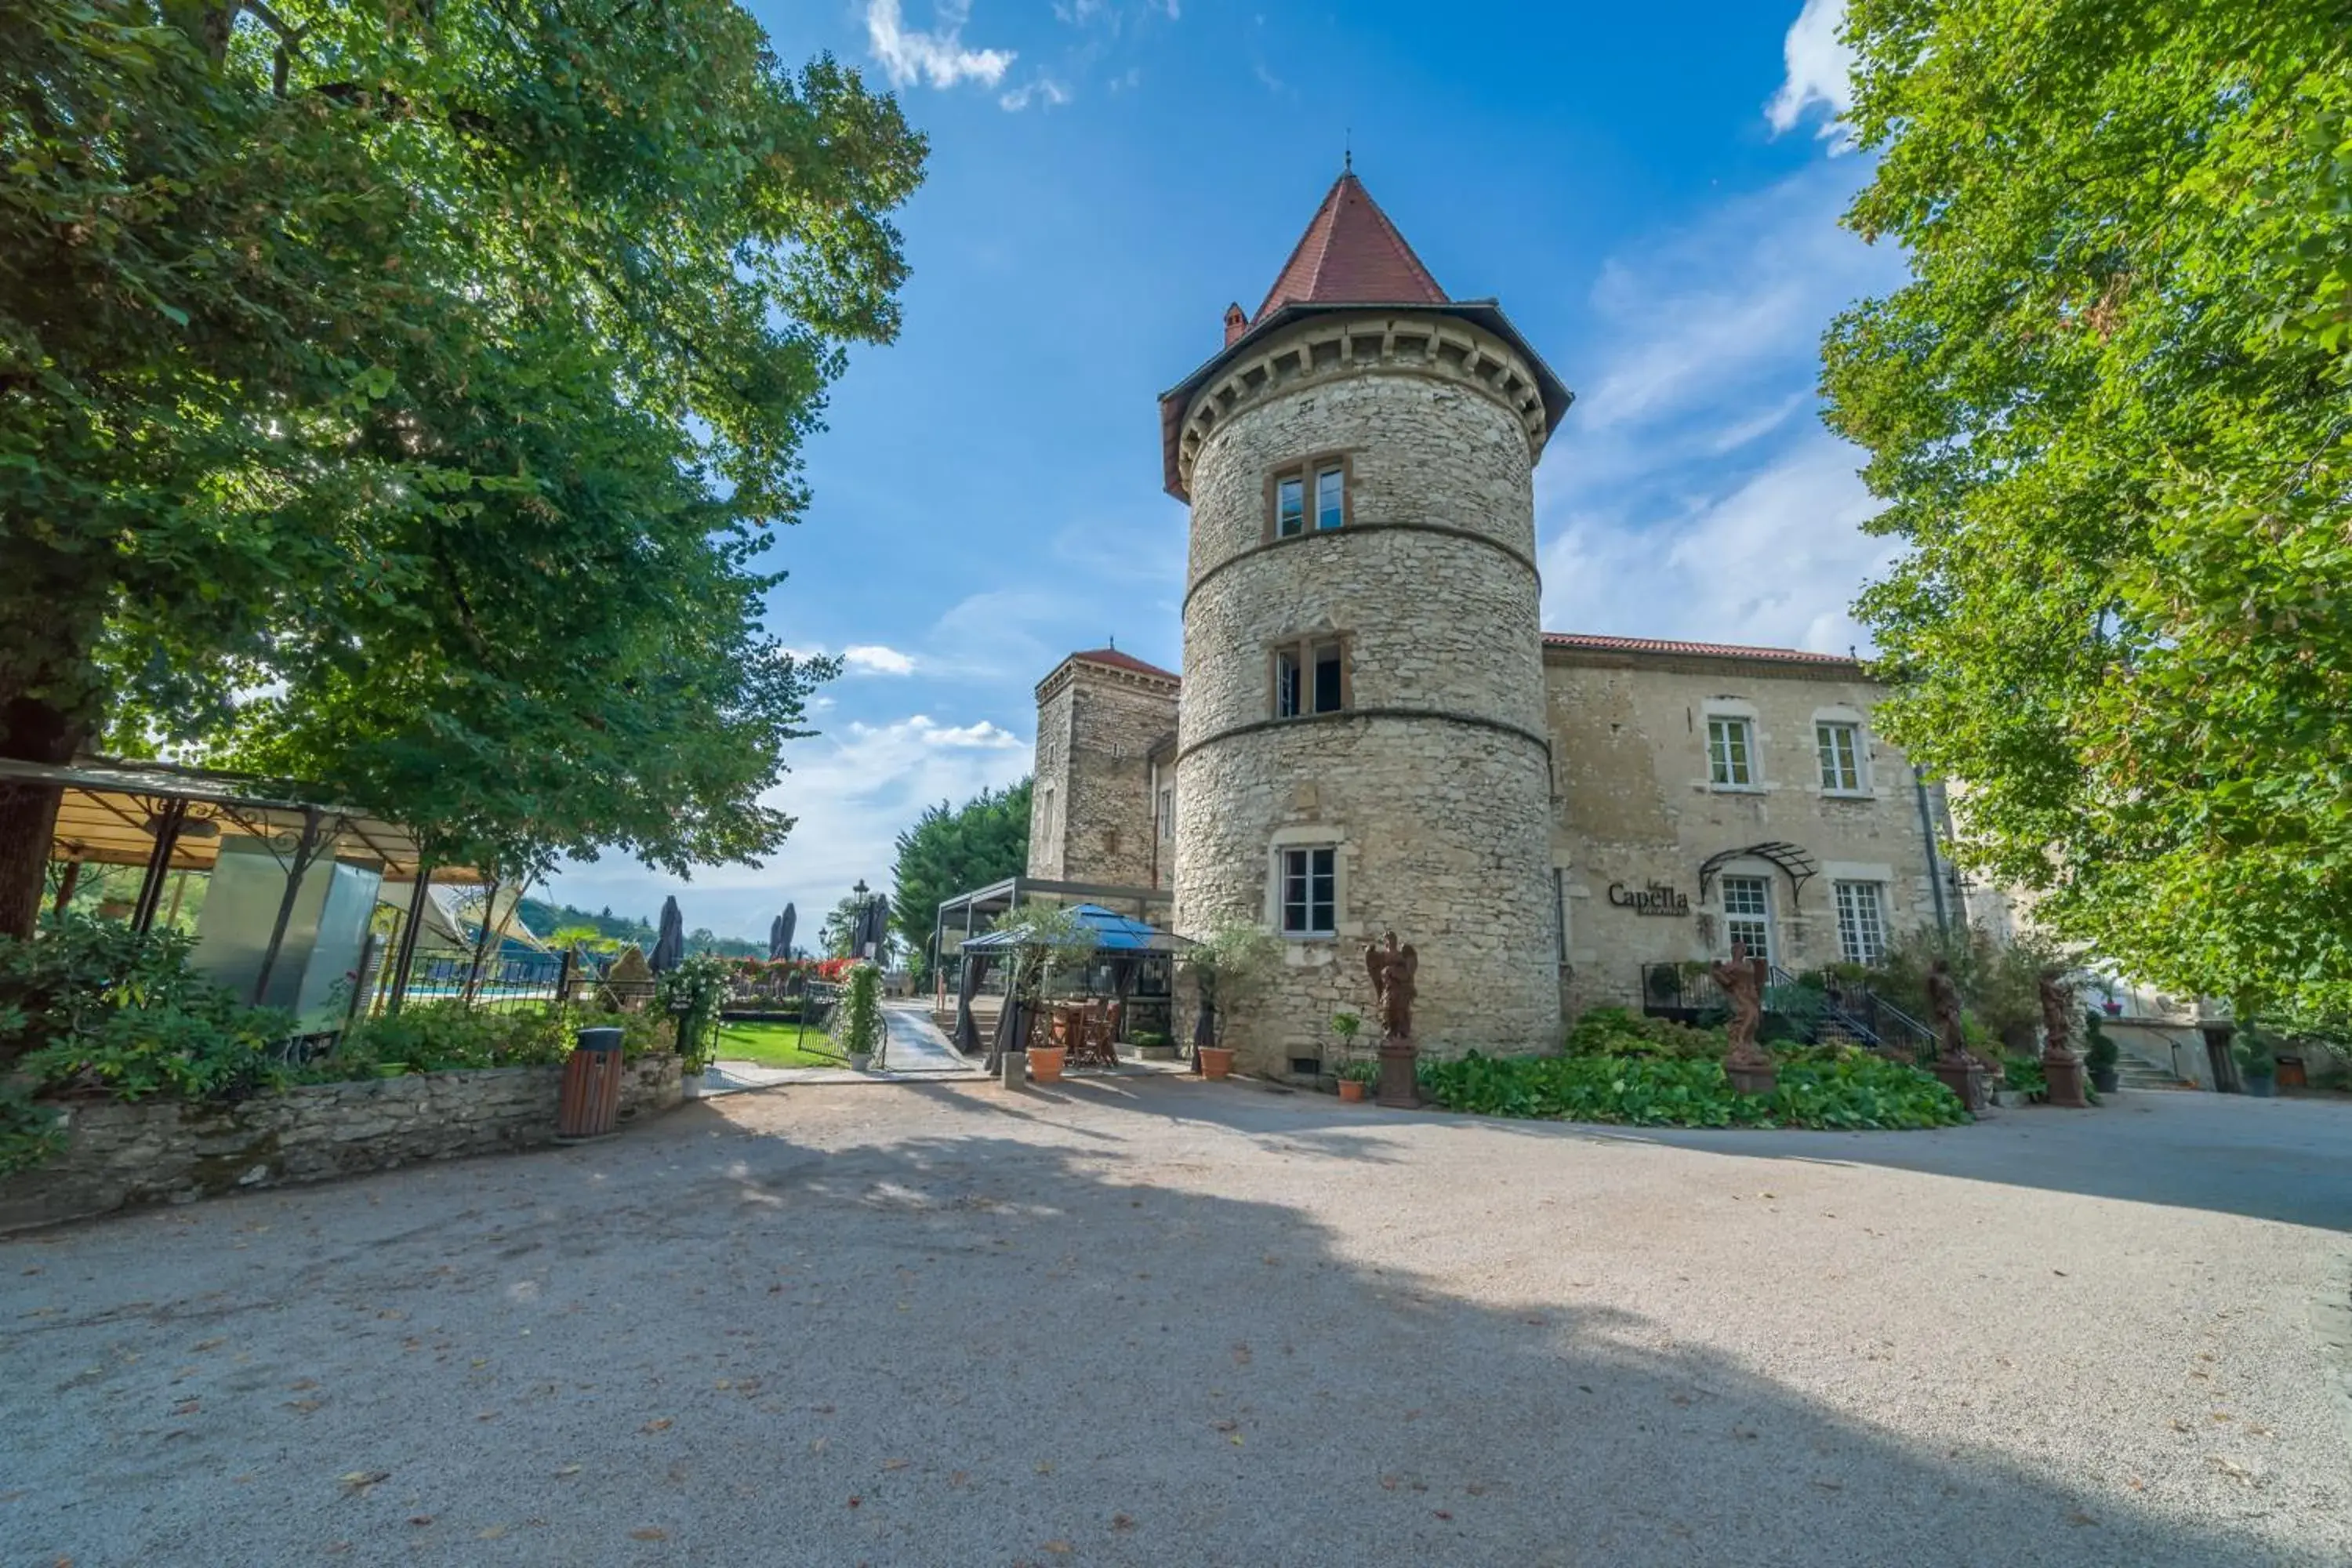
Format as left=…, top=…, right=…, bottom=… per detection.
left=3, top=1080, right=2347, bottom=1566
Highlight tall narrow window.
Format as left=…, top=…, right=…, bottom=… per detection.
left=1315, top=466, right=1345, bottom=530
left=1157, top=785, right=1175, bottom=843
left=1817, top=722, right=1863, bottom=793
left=1834, top=880, right=1888, bottom=964
left=1274, top=648, right=1302, bottom=717
left=1275, top=476, right=1305, bottom=539
left=1280, top=846, right=1337, bottom=936
left=1708, top=716, right=1756, bottom=786
left=1271, top=636, right=1348, bottom=720
left=1312, top=640, right=1344, bottom=713
left=1721, top=875, right=1772, bottom=964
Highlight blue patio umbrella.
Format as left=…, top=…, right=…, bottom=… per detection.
left=958, top=904, right=1191, bottom=955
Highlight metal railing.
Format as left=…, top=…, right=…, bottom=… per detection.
left=1638, top=960, right=1939, bottom=1061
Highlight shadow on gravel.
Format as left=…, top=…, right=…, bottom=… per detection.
left=1106, top=1073, right=2352, bottom=1234
left=0, top=1097, right=2303, bottom=1566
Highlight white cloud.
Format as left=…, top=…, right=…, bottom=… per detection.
left=1766, top=0, right=1852, bottom=140
left=999, top=77, right=1071, bottom=111
left=865, top=0, right=1016, bottom=92
left=1541, top=435, right=1893, bottom=655
left=916, top=717, right=1025, bottom=749
left=542, top=710, right=1032, bottom=942
left=1537, top=163, right=1904, bottom=655
left=842, top=644, right=916, bottom=676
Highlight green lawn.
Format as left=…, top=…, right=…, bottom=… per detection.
left=710, top=1019, right=843, bottom=1068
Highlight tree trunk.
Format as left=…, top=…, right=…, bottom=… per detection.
left=0, top=693, right=88, bottom=942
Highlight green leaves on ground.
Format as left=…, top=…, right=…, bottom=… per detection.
left=1824, top=2, right=2352, bottom=1016
left=1417, top=1051, right=1970, bottom=1131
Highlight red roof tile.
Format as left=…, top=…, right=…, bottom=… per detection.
left=1068, top=647, right=1181, bottom=682
left=1541, top=632, right=1862, bottom=667
left=1252, top=172, right=1447, bottom=323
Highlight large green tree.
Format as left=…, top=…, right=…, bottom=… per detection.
left=1824, top=0, right=2352, bottom=1015
left=889, top=778, right=1030, bottom=987
left=0, top=1, right=924, bottom=935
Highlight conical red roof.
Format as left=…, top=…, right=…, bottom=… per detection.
left=1252, top=171, right=1447, bottom=322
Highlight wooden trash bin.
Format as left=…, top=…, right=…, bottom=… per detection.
left=558, top=1026, right=627, bottom=1141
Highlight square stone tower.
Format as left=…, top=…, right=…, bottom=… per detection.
left=1157, top=169, right=1575, bottom=1078
left=1026, top=648, right=1181, bottom=891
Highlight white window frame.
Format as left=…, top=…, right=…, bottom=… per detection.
left=1275, top=474, right=1305, bottom=538
left=1278, top=845, right=1338, bottom=938
left=1834, top=880, right=1889, bottom=965
left=1708, top=715, right=1758, bottom=789
left=1817, top=720, right=1866, bottom=795
left=1719, top=874, right=1773, bottom=965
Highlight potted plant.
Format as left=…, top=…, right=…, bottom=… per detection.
left=1180, top=921, right=1280, bottom=1080
left=982, top=903, right=1099, bottom=1083
left=1328, top=1008, right=1364, bottom=1085
left=1337, top=1058, right=1378, bottom=1102
left=837, top=961, right=884, bottom=1072
left=2083, top=1010, right=2121, bottom=1095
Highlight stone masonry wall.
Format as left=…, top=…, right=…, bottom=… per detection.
left=1546, top=649, right=1950, bottom=1017
left=1175, top=318, right=1559, bottom=1076
left=1028, top=681, right=1075, bottom=879
left=1029, top=662, right=1179, bottom=891
left=0, top=1054, right=683, bottom=1233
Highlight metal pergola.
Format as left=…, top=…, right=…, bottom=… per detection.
left=5, top=753, right=486, bottom=1013
left=929, top=874, right=1173, bottom=975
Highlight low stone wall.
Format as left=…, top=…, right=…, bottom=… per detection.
left=0, top=1052, right=682, bottom=1234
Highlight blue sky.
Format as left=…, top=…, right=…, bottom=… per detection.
left=543, top=0, right=1883, bottom=940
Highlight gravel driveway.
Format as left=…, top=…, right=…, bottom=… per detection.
left=4, top=1080, right=2347, bottom=1566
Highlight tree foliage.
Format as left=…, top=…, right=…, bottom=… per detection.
left=888, top=779, right=1031, bottom=985
left=0, top=1, right=925, bottom=934
left=1824, top=0, right=2352, bottom=1015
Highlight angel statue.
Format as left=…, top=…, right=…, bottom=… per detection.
left=1364, top=932, right=1419, bottom=1040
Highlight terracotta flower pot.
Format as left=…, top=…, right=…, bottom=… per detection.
left=1197, top=1046, right=1235, bottom=1080
left=1338, top=1079, right=1367, bottom=1103
left=1029, top=1045, right=1066, bottom=1084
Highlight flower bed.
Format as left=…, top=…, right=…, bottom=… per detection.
left=1414, top=1007, right=1972, bottom=1131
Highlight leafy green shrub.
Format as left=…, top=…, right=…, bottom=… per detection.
left=656, top=953, right=733, bottom=1072
left=2002, top=1054, right=2049, bottom=1099
left=5, top=916, right=297, bottom=1103
left=836, top=962, right=884, bottom=1064
left=0, top=1084, right=64, bottom=1174
left=1128, top=1029, right=1170, bottom=1049
left=2083, top=1011, right=2119, bottom=1073
left=1417, top=1051, right=1970, bottom=1131
left=1565, top=1006, right=1726, bottom=1060
left=1338, top=1058, right=1380, bottom=1085
left=338, top=1004, right=576, bottom=1072
left=23, top=998, right=293, bottom=1102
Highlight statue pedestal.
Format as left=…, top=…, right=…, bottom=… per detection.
left=1726, top=1061, right=1777, bottom=1098
left=1377, top=1035, right=1419, bottom=1109
left=2042, top=1053, right=2089, bottom=1108
left=1933, top=1058, right=1993, bottom=1116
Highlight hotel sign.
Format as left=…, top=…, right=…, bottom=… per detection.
left=1606, top=881, right=1691, bottom=917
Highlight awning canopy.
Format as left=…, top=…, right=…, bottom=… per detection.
left=960, top=903, right=1194, bottom=956
left=2, top=754, right=475, bottom=884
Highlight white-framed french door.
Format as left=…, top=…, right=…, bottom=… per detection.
left=1719, top=875, right=1776, bottom=967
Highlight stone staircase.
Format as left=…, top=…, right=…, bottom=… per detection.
left=2111, top=1054, right=2194, bottom=1091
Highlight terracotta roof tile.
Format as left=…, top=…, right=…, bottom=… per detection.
left=1541, top=632, right=1862, bottom=668
left=1253, top=172, right=1447, bottom=322
left=1068, top=647, right=1181, bottom=682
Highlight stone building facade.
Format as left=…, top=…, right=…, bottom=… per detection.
left=1022, top=171, right=1952, bottom=1079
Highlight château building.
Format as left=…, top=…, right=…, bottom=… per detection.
left=1017, top=170, right=1957, bottom=1080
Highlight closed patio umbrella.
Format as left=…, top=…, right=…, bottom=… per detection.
left=649, top=895, right=685, bottom=974
left=770, top=902, right=797, bottom=961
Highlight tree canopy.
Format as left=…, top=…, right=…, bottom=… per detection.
left=1824, top=0, right=2352, bottom=1016
left=0, top=1, right=925, bottom=935
left=888, top=779, right=1031, bottom=986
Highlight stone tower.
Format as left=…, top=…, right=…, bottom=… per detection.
left=1159, top=171, right=1573, bottom=1077
left=1026, top=648, right=1181, bottom=891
